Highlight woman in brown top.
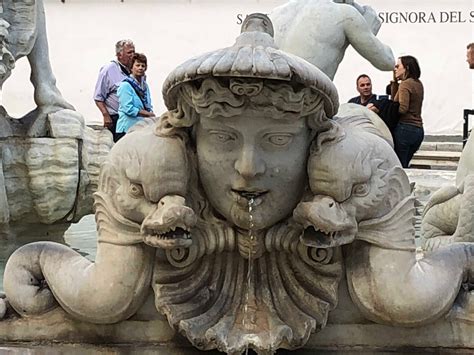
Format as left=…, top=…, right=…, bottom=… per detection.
left=390, top=55, right=424, bottom=168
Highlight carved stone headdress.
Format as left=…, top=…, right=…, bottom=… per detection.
left=162, top=13, right=339, bottom=128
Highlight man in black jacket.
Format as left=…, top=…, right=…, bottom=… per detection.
left=348, top=74, right=379, bottom=108
left=349, top=74, right=399, bottom=134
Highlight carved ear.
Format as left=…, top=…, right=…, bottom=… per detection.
left=384, top=166, right=412, bottom=209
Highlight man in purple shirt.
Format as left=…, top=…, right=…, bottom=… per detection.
left=93, top=39, right=135, bottom=142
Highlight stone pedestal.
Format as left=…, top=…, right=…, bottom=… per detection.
left=0, top=109, right=112, bottom=226
left=0, top=298, right=471, bottom=353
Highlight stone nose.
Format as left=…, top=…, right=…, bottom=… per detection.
left=311, top=195, right=346, bottom=220
left=314, top=195, right=336, bottom=206
left=234, top=145, right=265, bottom=179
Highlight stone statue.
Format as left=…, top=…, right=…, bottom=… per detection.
left=0, top=0, right=75, bottom=136
left=0, top=0, right=112, bottom=226
left=270, top=0, right=395, bottom=79
left=421, top=132, right=474, bottom=250
left=0, top=13, right=472, bottom=355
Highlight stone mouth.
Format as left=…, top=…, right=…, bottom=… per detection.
left=231, top=189, right=268, bottom=200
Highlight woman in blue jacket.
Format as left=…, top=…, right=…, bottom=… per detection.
left=116, top=53, right=154, bottom=140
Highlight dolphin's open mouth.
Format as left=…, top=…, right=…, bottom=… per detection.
left=161, top=227, right=190, bottom=239
left=139, top=195, right=197, bottom=250
left=301, top=226, right=355, bottom=248
left=142, top=225, right=193, bottom=249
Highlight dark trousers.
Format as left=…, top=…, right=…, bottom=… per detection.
left=106, top=114, right=120, bottom=142
left=115, top=132, right=126, bottom=142
left=393, top=122, right=424, bottom=168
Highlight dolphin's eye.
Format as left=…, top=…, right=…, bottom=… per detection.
left=129, top=183, right=144, bottom=198
left=352, top=183, right=369, bottom=197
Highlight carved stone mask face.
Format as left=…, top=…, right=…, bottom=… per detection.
left=195, top=110, right=312, bottom=230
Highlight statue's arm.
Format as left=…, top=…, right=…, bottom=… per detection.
left=355, top=3, right=381, bottom=35
left=342, top=7, right=395, bottom=71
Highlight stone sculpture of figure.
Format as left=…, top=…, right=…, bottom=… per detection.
left=0, top=0, right=111, bottom=227
left=4, top=126, right=197, bottom=322
left=0, top=0, right=74, bottom=136
left=294, top=112, right=473, bottom=326
left=421, top=132, right=474, bottom=250
left=421, top=45, right=474, bottom=250
left=270, top=0, right=395, bottom=79
left=1, top=13, right=473, bottom=355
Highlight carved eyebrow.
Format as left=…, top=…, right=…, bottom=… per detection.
left=261, top=127, right=305, bottom=134
left=199, top=119, right=234, bottom=130
left=312, top=177, right=334, bottom=184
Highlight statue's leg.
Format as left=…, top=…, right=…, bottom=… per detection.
left=422, top=199, right=460, bottom=250
left=27, top=0, right=73, bottom=111
left=423, top=175, right=474, bottom=250
left=451, top=174, right=474, bottom=243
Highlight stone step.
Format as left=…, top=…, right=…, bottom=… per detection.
left=413, top=150, right=461, bottom=161
left=419, top=141, right=463, bottom=152
left=423, top=134, right=462, bottom=143
left=410, top=149, right=460, bottom=170
left=409, top=158, right=458, bottom=170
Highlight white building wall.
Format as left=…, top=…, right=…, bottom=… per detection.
left=2, top=0, right=474, bottom=135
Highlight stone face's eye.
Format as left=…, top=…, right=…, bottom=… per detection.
left=209, top=130, right=235, bottom=143
left=352, top=183, right=369, bottom=197
left=265, top=133, right=293, bottom=146
left=128, top=183, right=144, bottom=198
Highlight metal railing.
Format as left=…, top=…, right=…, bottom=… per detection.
left=60, top=0, right=125, bottom=2
left=463, top=109, right=474, bottom=147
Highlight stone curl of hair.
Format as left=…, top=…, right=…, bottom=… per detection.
left=158, top=77, right=331, bottom=137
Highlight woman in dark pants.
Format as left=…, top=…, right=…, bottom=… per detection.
left=390, top=55, right=424, bottom=168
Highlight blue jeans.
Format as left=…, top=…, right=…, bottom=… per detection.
left=393, top=123, right=424, bottom=168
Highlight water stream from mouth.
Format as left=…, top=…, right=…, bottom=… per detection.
left=243, top=198, right=256, bottom=355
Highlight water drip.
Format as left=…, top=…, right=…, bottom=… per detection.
left=243, top=198, right=256, bottom=355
